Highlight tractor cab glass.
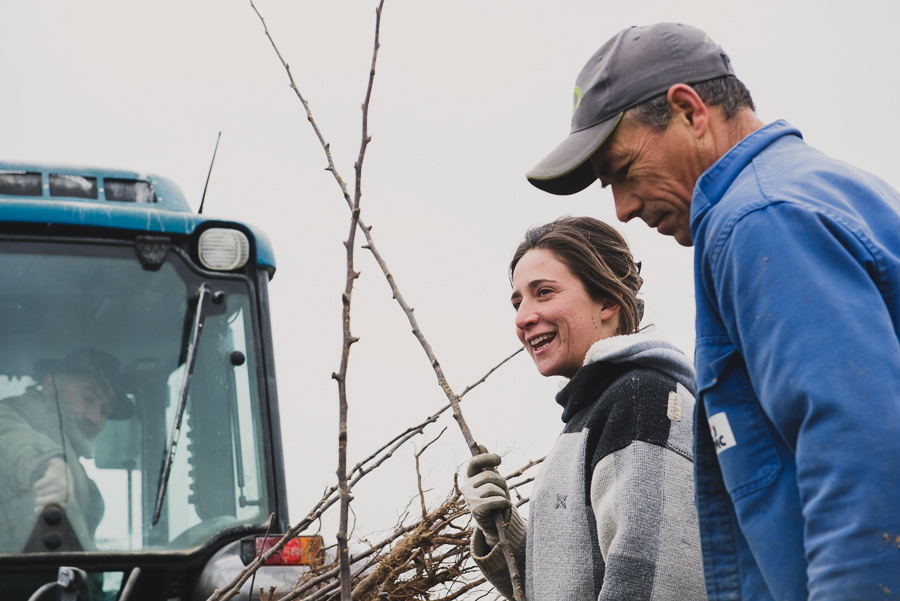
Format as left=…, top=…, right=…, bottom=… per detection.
left=0, top=239, right=270, bottom=554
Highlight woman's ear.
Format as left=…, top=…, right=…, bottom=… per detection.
left=600, top=301, right=620, bottom=319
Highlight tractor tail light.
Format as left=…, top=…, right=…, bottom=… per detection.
left=240, top=535, right=323, bottom=567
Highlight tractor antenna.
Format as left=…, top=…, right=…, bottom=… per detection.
left=198, top=132, right=221, bottom=215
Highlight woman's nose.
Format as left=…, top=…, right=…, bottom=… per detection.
left=515, top=302, right=539, bottom=330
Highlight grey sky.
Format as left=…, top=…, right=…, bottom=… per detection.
left=3, top=0, right=898, bottom=537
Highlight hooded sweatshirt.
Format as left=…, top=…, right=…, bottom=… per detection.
left=471, top=332, right=706, bottom=600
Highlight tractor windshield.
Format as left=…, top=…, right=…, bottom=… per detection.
left=0, top=239, right=270, bottom=554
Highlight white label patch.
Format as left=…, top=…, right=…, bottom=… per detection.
left=667, top=391, right=683, bottom=421
left=708, top=412, right=737, bottom=453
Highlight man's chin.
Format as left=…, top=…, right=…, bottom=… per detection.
left=67, top=428, right=98, bottom=458
left=655, top=221, right=694, bottom=247
left=656, top=217, right=694, bottom=246
left=675, top=231, right=694, bottom=247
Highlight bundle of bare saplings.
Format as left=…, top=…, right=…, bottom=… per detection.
left=259, top=450, right=539, bottom=601
left=210, top=401, right=540, bottom=601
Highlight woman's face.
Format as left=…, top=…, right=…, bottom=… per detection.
left=511, top=248, right=619, bottom=378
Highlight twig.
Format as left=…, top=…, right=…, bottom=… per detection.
left=352, top=162, right=528, bottom=601
left=348, top=346, right=522, bottom=488
left=331, top=3, right=386, bottom=599
left=458, top=348, right=523, bottom=399
left=249, top=513, right=275, bottom=597
left=504, top=457, right=544, bottom=481
left=248, top=0, right=353, bottom=208
left=432, top=580, right=487, bottom=601
left=508, top=477, right=534, bottom=493
left=261, top=587, right=278, bottom=601
left=415, top=429, right=447, bottom=520
left=356, top=212, right=528, bottom=601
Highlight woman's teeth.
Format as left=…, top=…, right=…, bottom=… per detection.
left=530, top=333, right=555, bottom=349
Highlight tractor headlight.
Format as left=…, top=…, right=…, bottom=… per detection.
left=198, top=228, right=250, bottom=271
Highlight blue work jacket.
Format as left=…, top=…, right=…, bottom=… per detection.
left=691, top=120, right=900, bottom=600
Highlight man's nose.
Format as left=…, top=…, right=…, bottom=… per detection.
left=84, top=402, right=106, bottom=426
left=612, top=187, right=642, bottom=223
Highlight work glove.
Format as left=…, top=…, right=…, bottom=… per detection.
left=459, top=450, right=511, bottom=547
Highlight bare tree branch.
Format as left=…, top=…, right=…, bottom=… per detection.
left=331, top=2, right=387, bottom=599
left=348, top=346, right=522, bottom=488
left=248, top=0, right=353, bottom=208
left=249, top=513, right=276, bottom=597
left=415, top=429, right=447, bottom=521
left=504, top=457, right=544, bottom=480
left=459, top=348, right=523, bottom=399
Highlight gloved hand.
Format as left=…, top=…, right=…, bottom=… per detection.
left=459, top=450, right=511, bottom=547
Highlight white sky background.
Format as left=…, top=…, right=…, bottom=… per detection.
left=2, top=0, right=899, bottom=544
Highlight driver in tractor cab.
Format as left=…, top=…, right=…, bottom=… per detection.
left=0, top=348, right=134, bottom=553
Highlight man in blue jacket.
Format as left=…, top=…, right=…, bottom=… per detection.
left=525, top=22, right=900, bottom=600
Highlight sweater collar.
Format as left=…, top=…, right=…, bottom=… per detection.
left=555, top=361, right=630, bottom=423
left=581, top=331, right=695, bottom=395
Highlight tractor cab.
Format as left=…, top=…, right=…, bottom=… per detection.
left=0, top=163, right=305, bottom=600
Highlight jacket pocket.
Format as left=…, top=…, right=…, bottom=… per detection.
left=696, top=338, right=782, bottom=500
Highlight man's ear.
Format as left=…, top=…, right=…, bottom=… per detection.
left=667, top=84, right=708, bottom=138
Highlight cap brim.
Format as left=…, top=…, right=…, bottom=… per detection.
left=526, top=112, right=622, bottom=196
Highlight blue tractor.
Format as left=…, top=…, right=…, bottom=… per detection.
left=0, top=162, right=314, bottom=600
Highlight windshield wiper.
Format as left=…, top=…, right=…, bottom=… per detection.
left=153, top=283, right=210, bottom=525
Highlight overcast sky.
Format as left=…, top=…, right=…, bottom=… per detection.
left=3, top=0, right=899, bottom=539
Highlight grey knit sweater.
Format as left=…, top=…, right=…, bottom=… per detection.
left=471, top=332, right=706, bottom=600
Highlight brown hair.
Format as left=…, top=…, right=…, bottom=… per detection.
left=509, top=217, right=644, bottom=336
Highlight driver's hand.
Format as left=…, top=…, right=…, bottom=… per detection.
left=34, top=457, right=75, bottom=513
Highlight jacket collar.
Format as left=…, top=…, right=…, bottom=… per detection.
left=690, top=120, right=801, bottom=236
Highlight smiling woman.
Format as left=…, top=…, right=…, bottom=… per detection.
left=459, top=216, right=705, bottom=600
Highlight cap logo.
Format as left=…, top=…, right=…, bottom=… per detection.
left=573, top=86, right=583, bottom=115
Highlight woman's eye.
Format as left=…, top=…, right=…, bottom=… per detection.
left=537, top=288, right=552, bottom=297
left=512, top=300, right=521, bottom=310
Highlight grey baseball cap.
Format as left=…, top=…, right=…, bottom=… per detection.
left=526, top=23, right=734, bottom=195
